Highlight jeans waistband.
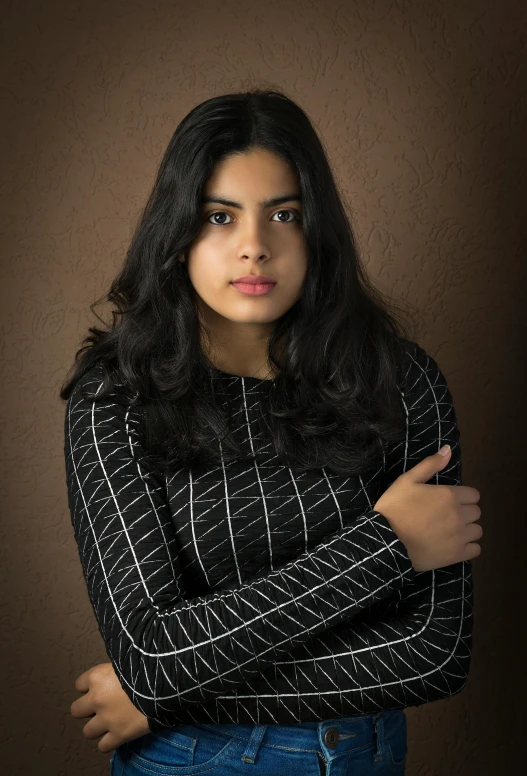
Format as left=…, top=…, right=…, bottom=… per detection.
left=196, top=709, right=404, bottom=764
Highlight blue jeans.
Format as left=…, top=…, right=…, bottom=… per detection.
left=110, top=709, right=407, bottom=775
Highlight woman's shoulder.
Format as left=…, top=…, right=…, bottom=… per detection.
left=395, top=336, right=455, bottom=403
left=67, top=361, right=138, bottom=415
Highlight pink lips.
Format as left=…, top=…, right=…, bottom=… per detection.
left=232, top=282, right=276, bottom=296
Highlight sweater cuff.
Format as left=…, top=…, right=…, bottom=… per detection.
left=370, top=509, right=418, bottom=581
left=147, top=716, right=170, bottom=733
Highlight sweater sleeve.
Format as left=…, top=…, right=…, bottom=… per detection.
left=204, top=340, right=473, bottom=720
left=64, top=363, right=417, bottom=726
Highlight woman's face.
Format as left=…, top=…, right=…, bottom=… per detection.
left=181, top=148, right=308, bottom=336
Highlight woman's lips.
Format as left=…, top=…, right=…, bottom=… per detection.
left=231, top=282, right=276, bottom=296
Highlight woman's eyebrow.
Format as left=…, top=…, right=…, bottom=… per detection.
left=201, top=193, right=302, bottom=209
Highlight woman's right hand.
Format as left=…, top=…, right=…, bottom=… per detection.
left=373, top=446, right=482, bottom=573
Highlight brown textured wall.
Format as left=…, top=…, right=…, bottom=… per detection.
left=1, top=0, right=525, bottom=773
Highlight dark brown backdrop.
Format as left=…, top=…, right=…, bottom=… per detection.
left=1, top=0, right=525, bottom=773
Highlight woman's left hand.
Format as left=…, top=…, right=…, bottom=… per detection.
left=70, top=662, right=151, bottom=753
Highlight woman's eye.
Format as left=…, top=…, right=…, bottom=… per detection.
left=206, top=212, right=233, bottom=225
left=205, top=209, right=300, bottom=226
left=271, top=209, right=300, bottom=223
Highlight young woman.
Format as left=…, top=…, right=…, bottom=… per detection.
left=62, top=89, right=482, bottom=775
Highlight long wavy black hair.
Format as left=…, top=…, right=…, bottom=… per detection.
left=60, top=86, right=422, bottom=477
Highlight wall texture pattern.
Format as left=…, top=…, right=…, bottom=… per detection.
left=0, top=0, right=525, bottom=774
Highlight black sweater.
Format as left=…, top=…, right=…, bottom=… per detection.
left=63, top=339, right=473, bottom=730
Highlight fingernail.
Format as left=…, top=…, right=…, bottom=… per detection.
left=438, top=444, right=451, bottom=456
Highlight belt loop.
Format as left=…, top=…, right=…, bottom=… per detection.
left=241, top=724, right=267, bottom=765
left=373, top=713, right=384, bottom=762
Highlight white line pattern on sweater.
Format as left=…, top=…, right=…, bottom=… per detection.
left=64, top=339, right=472, bottom=727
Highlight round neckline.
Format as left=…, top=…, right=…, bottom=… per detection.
left=210, top=365, right=276, bottom=383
